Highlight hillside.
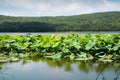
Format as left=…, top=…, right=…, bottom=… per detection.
left=0, top=11, right=120, bottom=32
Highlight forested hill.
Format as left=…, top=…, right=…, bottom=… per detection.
left=0, top=11, right=120, bottom=32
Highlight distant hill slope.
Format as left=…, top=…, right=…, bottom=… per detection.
left=0, top=11, right=120, bottom=32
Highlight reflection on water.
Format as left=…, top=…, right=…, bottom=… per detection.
left=0, top=58, right=120, bottom=80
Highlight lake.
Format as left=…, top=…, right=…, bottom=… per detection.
left=0, top=32, right=120, bottom=80
left=0, top=31, right=120, bottom=35
left=0, top=58, right=120, bottom=80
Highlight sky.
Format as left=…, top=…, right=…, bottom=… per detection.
left=0, top=0, right=120, bottom=16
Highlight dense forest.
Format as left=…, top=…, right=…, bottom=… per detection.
left=0, top=11, right=120, bottom=32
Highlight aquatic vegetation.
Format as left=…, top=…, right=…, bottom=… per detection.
left=0, top=33, right=120, bottom=62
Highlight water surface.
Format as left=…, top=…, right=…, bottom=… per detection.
left=0, top=58, right=120, bottom=80
left=0, top=31, right=120, bottom=35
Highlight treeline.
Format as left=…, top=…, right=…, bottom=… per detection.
left=0, top=11, right=120, bottom=32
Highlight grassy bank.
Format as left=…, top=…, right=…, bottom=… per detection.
left=0, top=33, right=120, bottom=62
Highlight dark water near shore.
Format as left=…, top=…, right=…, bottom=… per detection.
left=0, top=58, right=120, bottom=80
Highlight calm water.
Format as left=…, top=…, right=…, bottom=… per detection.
left=0, top=31, right=120, bottom=35
left=0, top=58, right=120, bottom=80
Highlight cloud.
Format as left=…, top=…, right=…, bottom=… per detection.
left=0, top=11, right=15, bottom=16
left=0, top=0, right=120, bottom=16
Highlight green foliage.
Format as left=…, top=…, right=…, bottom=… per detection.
left=0, top=11, right=120, bottom=32
left=0, top=33, right=120, bottom=61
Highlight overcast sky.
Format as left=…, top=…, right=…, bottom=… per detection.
left=0, top=0, right=120, bottom=16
